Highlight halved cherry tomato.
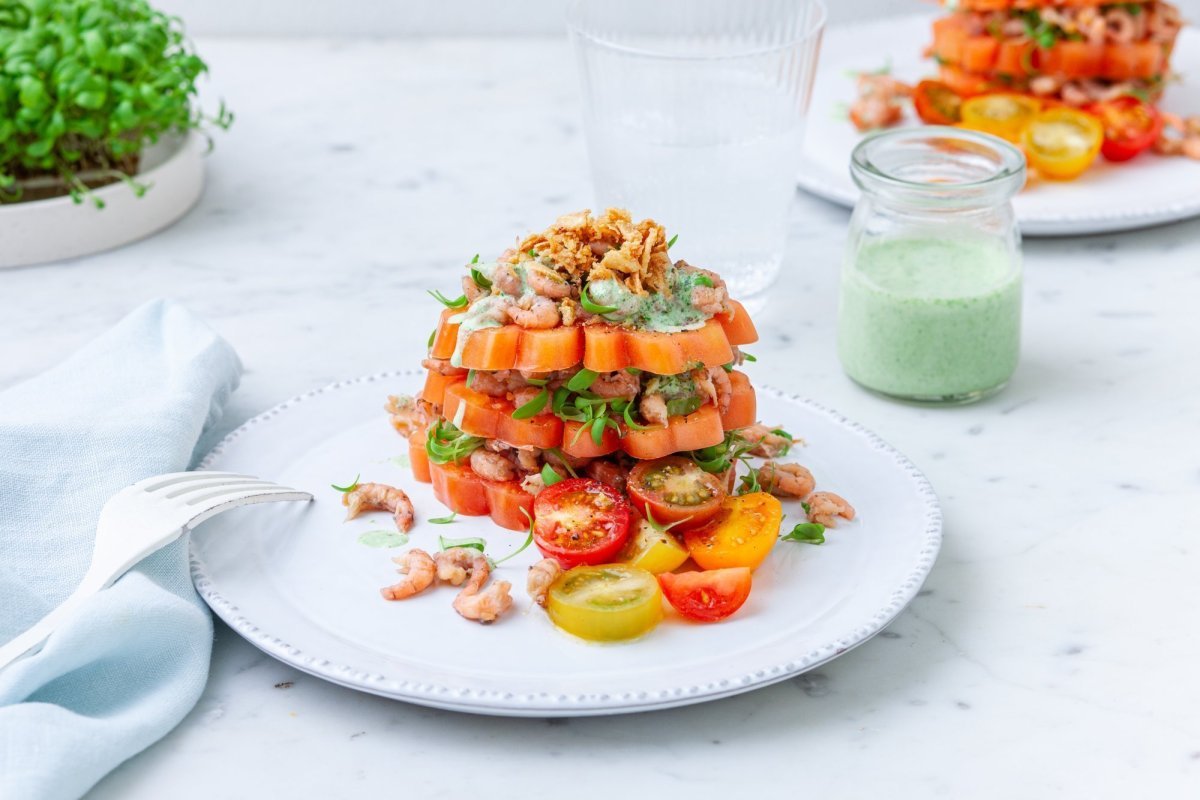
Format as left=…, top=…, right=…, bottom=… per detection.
left=961, top=93, right=1042, bottom=143
left=533, top=478, right=632, bottom=568
left=618, top=516, right=690, bottom=575
left=913, top=80, right=962, bottom=125
left=628, top=456, right=727, bottom=532
left=683, top=492, right=782, bottom=571
left=658, top=567, right=752, bottom=623
left=1088, top=96, right=1164, bottom=162
left=426, top=460, right=534, bottom=531
left=1022, top=107, right=1103, bottom=180
left=546, top=564, right=663, bottom=641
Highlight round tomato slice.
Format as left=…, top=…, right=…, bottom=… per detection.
left=683, top=491, right=782, bottom=571
left=532, top=478, right=632, bottom=568
left=1022, top=107, right=1103, bottom=180
left=1088, top=96, right=1164, bottom=163
left=658, top=567, right=752, bottom=623
left=546, top=564, right=663, bottom=641
left=628, top=456, right=727, bottom=532
left=913, top=80, right=962, bottom=125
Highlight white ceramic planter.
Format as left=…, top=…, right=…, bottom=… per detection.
left=0, top=131, right=205, bottom=269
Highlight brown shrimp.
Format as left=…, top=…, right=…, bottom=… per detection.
left=807, top=492, right=856, bottom=528
left=380, top=549, right=436, bottom=600
left=450, top=553, right=513, bottom=623
left=590, top=370, right=640, bottom=400
left=639, top=393, right=669, bottom=427
left=421, top=357, right=467, bottom=377
left=507, top=295, right=560, bottom=329
left=527, top=559, right=563, bottom=608
left=740, top=423, right=795, bottom=458
left=344, top=481, right=415, bottom=533
left=384, top=394, right=425, bottom=437
left=469, top=449, right=518, bottom=482
left=758, top=462, right=816, bottom=499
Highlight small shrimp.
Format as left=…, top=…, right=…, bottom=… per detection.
left=451, top=555, right=513, bottom=623
left=380, top=549, right=436, bottom=600
left=1157, top=113, right=1200, bottom=160
left=520, top=472, right=547, bottom=496
left=384, top=394, right=425, bottom=437
left=758, top=462, right=816, bottom=499
left=590, top=370, right=640, bottom=400
left=585, top=460, right=628, bottom=493
left=639, top=392, right=668, bottom=427
left=420, top=357, right=467, bottom=377
left=849, top=73, right=910, bottom=132
left=434, top=547, right=479, bottom=586
left=706, top=366, right=732, bottom=413
left=470, top=449, right=517, bottom=482
left=507, top=295, right=561, bottom=329
left=1076, top=7, right=1107, bottom=45
left=807, top=492, right=856, bottom=528
left=514, top=446, right=542, bottom=472
left=493, top=262, right=523, bottom=296
left=512, top=386, right=554, bottom=417
left=344, top=481, right=415, bottom=533
left=1029, top=75, right=1063, bottom=98
left=1104, top=8, right=1136, bottom=44
left=469, top=369, right=525, bottom=397
left=1148, top=3, right=1183, bottom=43
left=740, top=424, right=795, bottom=458
left=527, top=558, right=563, bottom=607
left=462, top=274, right=487, bottom=303
left=525, top=262, right=573, bottom=299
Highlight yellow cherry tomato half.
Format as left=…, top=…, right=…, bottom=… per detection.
left=960, top=93, right=1042, bottom=143
left=618, top=518, right=690, bottom=575
left=1021, top=108, right=1103, bottom=181
left=683, top=491, right=783, bottom=571
left=546, top=564, right=663, bottom=642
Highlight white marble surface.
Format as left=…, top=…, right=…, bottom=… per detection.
left=3, top=37, right=1199, bottom=799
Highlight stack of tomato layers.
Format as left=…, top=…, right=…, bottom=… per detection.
left=930, top=0, right=1182, bottom=103
left=408, top=300, right=760, bottom=533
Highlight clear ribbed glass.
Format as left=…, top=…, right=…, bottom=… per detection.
left=568, top=0, right=826, bottom=308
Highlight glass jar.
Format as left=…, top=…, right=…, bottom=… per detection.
left=837, top=127, right=1026, bottom=405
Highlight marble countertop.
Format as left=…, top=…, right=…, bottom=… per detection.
left=3, top=38, right=1198, bottom=799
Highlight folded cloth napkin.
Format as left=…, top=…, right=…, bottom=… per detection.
left=0, top=299, right=242, bottom=800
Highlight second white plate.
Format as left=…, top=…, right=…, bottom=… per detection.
left=191, top=371, right=941, bottom=716
left=799, top=15, right=1200, bottom=236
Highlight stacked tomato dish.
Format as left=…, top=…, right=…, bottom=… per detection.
left=381, top=209, right=854, bottom=639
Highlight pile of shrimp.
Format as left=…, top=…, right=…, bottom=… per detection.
left=740, top=423, right=856, bottom=528
left=381, top=547, right=513, bottom=624
left=961, top=3, right=1182, bottom=46
left=1157, top=113, right=1200, bottom=160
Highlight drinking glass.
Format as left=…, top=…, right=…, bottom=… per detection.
left=568, top=0, right=826, bottom=307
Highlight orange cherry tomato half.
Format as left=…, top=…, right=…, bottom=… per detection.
left=683, top=491, right=782, bottom=571
left=913, top=80, right=962, bottom=125
left=533, top=478, right=633, bottom=568
left=1088, top=96, right=1164, bottom=163
left=627, top=456, right=727, bottom=532
left=658, top=567, right=753, bottom=623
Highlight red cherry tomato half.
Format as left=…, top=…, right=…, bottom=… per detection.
left=658, top=567, right=752, bottom=622
left=627, top=456, right=727, bottom=532
left=912, top=79, right=963, bottom=126
left=1088, top=96, right=1164, bottom=163
left=532, top=478, right=633, bottom=568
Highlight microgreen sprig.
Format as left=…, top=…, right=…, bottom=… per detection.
left=781, top=522, right=826, bottom=545
left=330, top=474, right=361, bottom=493
left=428, top=289, right=469, bottom=309
left=694, top=274, right=714, bottom=288
left=439, top=534, right=487, bottom=553
left=512, top=389, right=549, bottom=420
left=540, top=463, right=564, bottom=487
left=428, top=512, right=458, bottom=525
left=666, top=234, right=679, bottom=249
left=425, top=420, right=484, bottom=465
left=580, top=284, right=618, bottom=315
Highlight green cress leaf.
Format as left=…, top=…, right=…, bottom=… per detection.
left=666, top=234, right=679, bottom=248
left=580, top=284, right=618, bottom=315
left=490, top=508, right=535, bottom=566
left=622, top=403, right=650, bottom=431
left=540, top=463, right=563, bottom=487
left=694, top=274, right=714, bottom=288
left=470, top=254, right=480, bottom=264
left=439, top=535, right=487, bottom=552
left=741, top=352, right=758, bottom=362
left=425, top=420, right=484, bottom=464
left=737, top=466, right=762, bottom=495
left=428, top=289, right=469, bottom=309
left=643, top=504, right=688, bottom=533
left=590, top=417, right=606, bottom=446
left=565, top=368, right=599, bottom=393
left=512, top=388, right=549, bottom=419
left=427, top=512, right=458, bottom=524
left=331, top=474, right=361, bottom=493
left=427, top=328, right=436, bottom=349
left=782, top=522, right=826, bottom=545
left=544, top=447, right=579, bottom=478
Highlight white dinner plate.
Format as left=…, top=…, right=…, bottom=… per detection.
left=799, top=15, right=1200, bottom=237
left=191, top=371, right=942, bottom=716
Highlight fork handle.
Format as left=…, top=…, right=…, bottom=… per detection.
left=0, top=584, right=98, bottom=671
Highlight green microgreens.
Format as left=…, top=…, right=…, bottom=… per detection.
left=741, top=352, right=757, bottom=363
left=490, top=509, right=536, bottom=567
left=512, top=388, right=550, bottom=419
left=641, top=503, right=689, bottom=534
left=565, top=368, right=598, bottom=393
left=690, top=431, right=754, bottom=474
left=0, top=0, right=232, bottom=207
left=625, top=367, right=642, bottom=375
left=428, top=512, right=458, bottom=525
left=544, top=447, right=579, bottom=478
left=425, top=420, right=484, bottom=465
left=330, top=474, right=361, bottom=493
left=802, top=501, right=812, bottom=514
left=721, top=362, right=734, bottom=373
left=427, top=329, right=436, bottom=350
left=540, top=463, right=564, bottom=487
left=524, top=376, right=550, bottom=387
left=466, top=369, right=476, bottom=388
left=428, top=289, right=469, bottom=309
left=439, top=535, right=487, bottom=553
left=694, top=274, right=714, bottom=288
left=470, top=267, right=492, bottom=290
left=666, top=234, right=679, bottom=248
left=737, top=466, right=762, bottom=495
left=580, top=284, right=618, bottom=315
left=782, top=522, right=826, bottom=545
left=528, top=249, right=538, bottom=258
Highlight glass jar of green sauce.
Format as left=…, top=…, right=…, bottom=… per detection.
left=837, top=127, right=1026, bottom=405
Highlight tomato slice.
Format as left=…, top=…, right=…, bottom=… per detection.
left=1088, top=96, right=1164, bottom=163
left=683, top=492, right=782, bottom=571
left=913, top=80, right=962, bottom=125
left=960, top=93, right=1041, bottom=143
left=546, top=564, right=663, bottom=641
left=426, top=460, right=535, bottom=531
left=658, top=568, right=752, bottom=623
left=1022, top=107, right=1103, bottom=180
left=617, top=516, right=690, bottom=575
left=628, top=456, right=727, bottom=532
left=533, top=478, right=633, bottom=568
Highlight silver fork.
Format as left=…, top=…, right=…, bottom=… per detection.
left=0, top=471, right=312, bottom=671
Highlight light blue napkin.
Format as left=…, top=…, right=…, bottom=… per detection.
left=0, top=299, right=242, bottom=800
